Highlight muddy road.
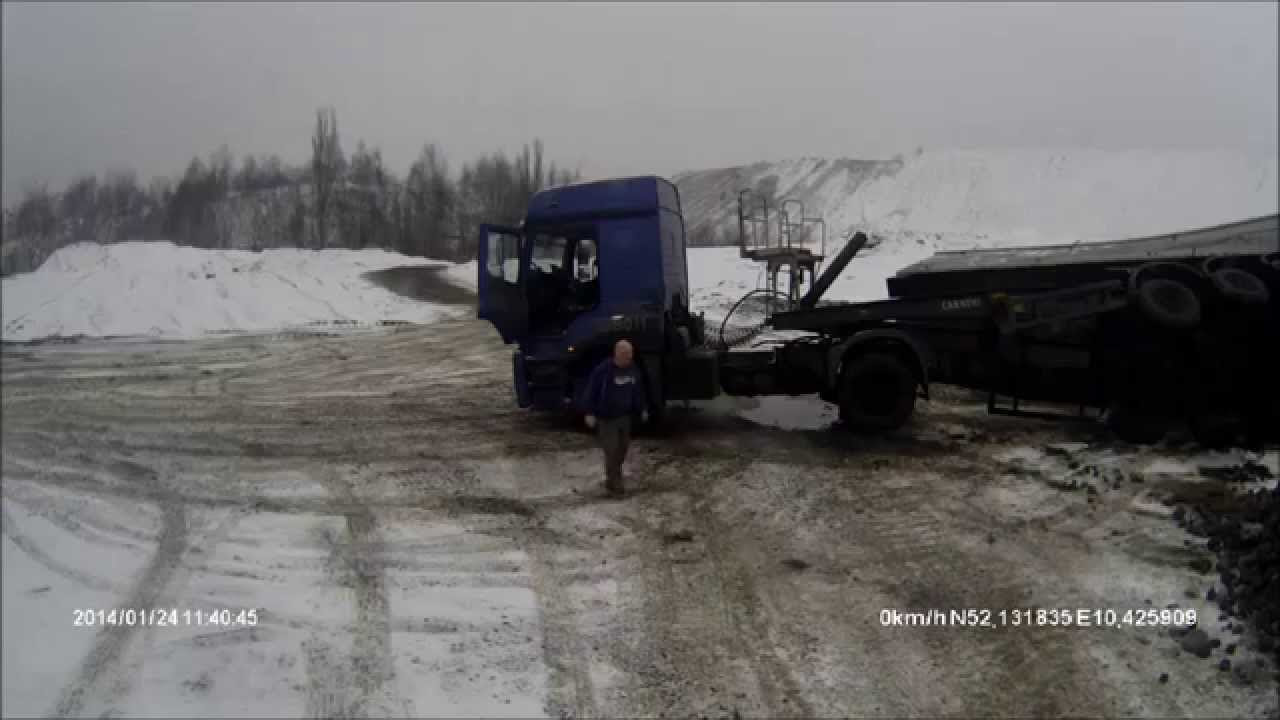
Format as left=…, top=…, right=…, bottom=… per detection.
left=2, top=272, right=1277, bottom=718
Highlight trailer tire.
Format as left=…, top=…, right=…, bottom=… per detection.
left=838, top=352, right=916, bottom=433
left=1135, top=278, right=1201, bottom=330
left=1209, top=268, right=1270, bottom=305
left=1106, top=404, right=1167, bottom=445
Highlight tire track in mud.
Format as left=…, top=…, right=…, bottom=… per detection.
left=404, top=456, right=601, bottom=718
left=687, top=463, right=817, bottom=718
left=48, top=475, right=188, bottom=718
left=305, top=467, right=397, bottom=720
left=720, top=438, right=1109, bottom=717
left=647, top=430, right=1095, bottom=717
left=521, top=527, right=601, bottom=719
left=625, top=456, right=816, bottom=718
left=1, top=504, right=122, bottom=593
left=1, top=455, right=572, bottom=521
left=9, top=452, right=250, bottom=718
left=2, top=475, right=163, bottom=549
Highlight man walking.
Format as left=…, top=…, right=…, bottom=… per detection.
left=581, top=339, right=648, bottom=496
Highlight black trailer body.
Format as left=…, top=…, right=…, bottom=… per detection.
left=886, top=214, right=1278, bottom=298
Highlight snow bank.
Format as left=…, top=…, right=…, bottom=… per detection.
left=1, top=242, right=471, bottom=342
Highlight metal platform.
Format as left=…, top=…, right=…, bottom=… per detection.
left=737, top=190, right=828, bottom=307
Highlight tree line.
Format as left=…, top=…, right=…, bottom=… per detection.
left=1, top=106, right=580, bottom=275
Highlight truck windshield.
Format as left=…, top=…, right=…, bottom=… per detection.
left=531, top=234, right=567, bottom=272
left=526, top=228, right=598, bottom=333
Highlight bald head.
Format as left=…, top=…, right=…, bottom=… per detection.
left=612, top=339, right=634, bottom=368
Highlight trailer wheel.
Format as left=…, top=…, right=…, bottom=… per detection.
left=1105, top=404, right=1167, bottom=445
left=1135, top=278, right=1201, bottom=330
left=1209, top=268, right=1270, bottom=305
left=838, top=352, right=916, bottom=433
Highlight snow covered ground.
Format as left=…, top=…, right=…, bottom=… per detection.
left=5, top=322, right=1277, bottom=718
left=1, top=243, right=471, bottom=342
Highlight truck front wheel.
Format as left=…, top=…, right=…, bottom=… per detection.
left=838, top=352, right=917, bottom=433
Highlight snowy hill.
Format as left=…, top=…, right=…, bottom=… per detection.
left=674, top=148, right=1278, bottom=248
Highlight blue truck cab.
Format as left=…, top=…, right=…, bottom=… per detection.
left=477, top=176, right=717, bottom=415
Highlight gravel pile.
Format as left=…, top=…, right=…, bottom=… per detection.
left=1174, top=463, right=1279, bottom=669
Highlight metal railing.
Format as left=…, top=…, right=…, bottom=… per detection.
left=736, top=189, right=827, bottom=260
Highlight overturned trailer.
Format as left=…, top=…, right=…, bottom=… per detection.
left=730, top=213, right=1280, bottom=446
left=887, top=214, right=1279, bottom=298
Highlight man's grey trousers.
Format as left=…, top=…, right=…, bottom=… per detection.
left=596, top=415, right=632, bottom=492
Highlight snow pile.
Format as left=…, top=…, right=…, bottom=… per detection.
left=1, top=242, right=472, bottom=342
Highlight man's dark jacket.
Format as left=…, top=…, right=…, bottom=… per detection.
left=581, top=357, right=647, bottom=419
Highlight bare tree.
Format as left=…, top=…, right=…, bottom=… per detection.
left=405, top=143, right=453, bottom=259
left=235, top=155, right=259, bottom=194
left=4, top=183, right=60, bottom=275
left=347, top=140, right=392, bottom=249
left=529, top=137, right=545, bottom=192
left=310, top=106, right=345, bottom=249
left=60, top=174, right=99, bottom=243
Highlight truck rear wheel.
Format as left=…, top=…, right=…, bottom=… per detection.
left=838, top=352, right=916, bottom=433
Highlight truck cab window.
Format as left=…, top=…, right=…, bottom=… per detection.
left=525, top=229, right=600, bottom=333
left=487, top=231, right=520, bottom=284
left=527, top=233, right=569, bottom=332
left=571, top=238, right=600, bottom=311
left=574, top=238, right=598, bottom=282
left=531, top=235, right=567, bottom=274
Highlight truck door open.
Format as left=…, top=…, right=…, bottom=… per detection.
left=477, top=225, right=527, bottom=343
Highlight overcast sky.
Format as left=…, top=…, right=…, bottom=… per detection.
left=3, top=1, right=1277, bottom=206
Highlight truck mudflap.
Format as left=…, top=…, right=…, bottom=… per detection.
left=512, top=351, right=532, bottom=408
